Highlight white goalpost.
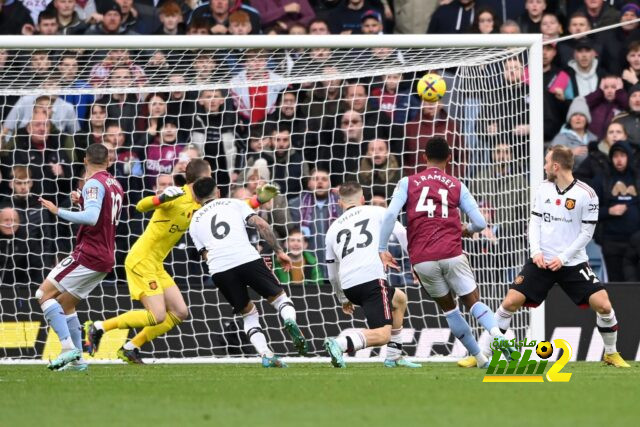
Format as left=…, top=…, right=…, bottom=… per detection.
left=0, top=34, right=543, bottom=363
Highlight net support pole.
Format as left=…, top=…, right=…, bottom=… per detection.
left=527, top=35, right=545, bottom=341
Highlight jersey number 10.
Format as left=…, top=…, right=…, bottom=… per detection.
left=111, top=192, right=123, bottom=226
left=416, top=186, right=449, bottom=218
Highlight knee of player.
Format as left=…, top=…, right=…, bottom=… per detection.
left=151, top=310, right=166, bottom=324
left=392, top=289, right=407, bottom=308
left=174, top=306, right=190, bottom=321
left=593, top=300, right=612, bottom=315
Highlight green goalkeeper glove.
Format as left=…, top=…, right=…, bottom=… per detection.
left=256, top=184, right=279, bottom=204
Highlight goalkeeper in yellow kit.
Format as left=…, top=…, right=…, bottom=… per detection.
left=83, top=159, right=279, bottom=363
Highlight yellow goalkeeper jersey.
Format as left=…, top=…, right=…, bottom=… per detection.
left=126, top=185, right=200, bottom=267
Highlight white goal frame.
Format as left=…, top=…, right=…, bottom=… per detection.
left=0, top=34, right=544, bottom=363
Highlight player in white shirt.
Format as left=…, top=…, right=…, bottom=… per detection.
left=323, top=181, right=421, bottom=369
left=189, top=177, right=308, bottom=367
left=494, top=146, right=629, bottom=368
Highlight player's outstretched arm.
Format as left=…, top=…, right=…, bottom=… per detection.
left=459, top=184, right=487, bottom=235
left=40, top=179, right=104, bottom=226
left=247, top=214, right=291, bottom=271
left=137, top=186, right=184, bottom=212
left=246, top=184, right=279, bottom=209
left=379, top=177, right=409, bottom=252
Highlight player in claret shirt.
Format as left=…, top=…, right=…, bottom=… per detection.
left=379, top=137, right=514, bottom=368
left=37, top=143, right=123, bottom=371
left=494, top=145, right=629, bottom=368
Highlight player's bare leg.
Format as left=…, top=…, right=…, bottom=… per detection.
left=432, top=292, right=490, bottom=368
left=240, top=301, right=286, bottom=368
left=36, top=280, right=81, bottom=370
left=267, top=290, right=308, bottom=356
left=589, top=290, right=629, bottom=368
left=384, top=290, right=421, bottom=368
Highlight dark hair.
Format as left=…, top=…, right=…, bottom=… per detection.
left=307, top=18, right=329, bottom=31
left=425, top=137, right=451, bottom=162
left=38, top=9, right=57, bottom=24
left=104, top=120, right=121, bottom=130
left=339, top=181, right=363, bottom=198
left=193, top=177, right=217, bottom=200
left=470, top=6, right=501, bottom=34
left=549, top=145, right=574, bottom=170
left=86, top=143, right=109, bottom=165
left=185, top=159, right=210, bottom=184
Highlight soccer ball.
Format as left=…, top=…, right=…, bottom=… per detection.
left=536, top=341, right=554, bottom=359
left=416, top=73, right=446, bottom=102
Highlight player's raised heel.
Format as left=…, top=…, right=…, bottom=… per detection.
left=603, top=352, right=630, bottom=368
left=47, top=348, right=82, bottom=371
left=323, top=338, right=346, bottom=368
left=83, top=320, right=103, bottom=356
left=117, top=347, right=145, bottom=364
left=58, top=360, right=89, bottom=372
left=284, top=319, right=308, bottom=356
left=383, top=357, right=422, bottom=368
left=262, top=355, right=288, bottom=368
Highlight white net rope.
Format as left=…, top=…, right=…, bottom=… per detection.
left=0, top=44, right=532, bottom=360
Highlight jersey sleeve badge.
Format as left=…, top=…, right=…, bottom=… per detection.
left=565, top=198, right=576, bottom=210
left=86, top=187, right=99, bottom=201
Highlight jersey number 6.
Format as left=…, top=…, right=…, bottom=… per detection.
left=210, top=214, right=230, bottom=240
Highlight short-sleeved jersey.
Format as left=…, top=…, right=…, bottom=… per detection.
left=531, top=179, right=599, bottom=266
left=73, top=170, right=123, bottom=272
left=326, top=205, right=399, bottom=290
left=189, top=198, right=261, bottom=274
left=127, top=185, right=200, bottom=267
left=405, top=167, right=463, bottom=264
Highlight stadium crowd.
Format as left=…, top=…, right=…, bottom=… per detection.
left=1, top=0, right=640, bottom=289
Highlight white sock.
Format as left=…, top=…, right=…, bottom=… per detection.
left=474, top=351, right=489, bottom=368
left=335, top=330, right=366, bottom=353
left=94, top=320, right=104, bottom=331
left=270, top=293, right=296, bottom=323
left=123, top=341, right=137, bottom=351
left=596, top=310, right=618, bottom=354
left=243, top=307, right=273, bottom=358
left=386, top=329, right=403, bottom=360
left=60, top=336, right=75, bottom=351
left=495, top=306, right=514, bottom=332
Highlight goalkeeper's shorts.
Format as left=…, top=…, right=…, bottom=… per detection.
left=125, top=258, right=176, bottom=301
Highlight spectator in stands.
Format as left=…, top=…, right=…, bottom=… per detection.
left=360, top=9, right=383, bottom=34
left=250, top=0, right=315, bottom=31
left=621, top=41, right=640, bottom=91
left=289, top=168, right=341, bottom=274
left=404, top=100, right=462, bottom=177
left=114, top=0, right=139, bottom=33
left=358, top=138, right=400, bottom=199
left=271, top=127, right=308, bottom=197
left=613, top=84, right=640, bottom=146
left=52, top=0, right=89, bottom=35
left=543, top=42, right=573, bottom=142
left=428, top=0, right=477, bottom=34
left=393, top=0, right=436, bottom=34
left=586, top=76, right=627, bottom=140
left=192, top=88, right=237, bottom=195
left=593, top=141, right=640, bottom=282
left=97, top=66, right=142, bottom=136
left=7, top=110, right=72, bottom=200
left=0, top=165, right=55, bottom=282
left=518, top=0, right=545, bottom=33
left=551, top=97, right=598, bottom=167
left=85, top=1, right=136, bottom=35
left=172, top=144, right=203, bottom=180
left=303, top=67, right=341, bottom=163
left=27, top=51, right=51, bottom=85
left=137, top=93, right=167, bottom=136
left=21, top=9, right=59, bottom=35
left=0, top=207, right=31, bottom=285
left=470, top=6, right=501, bottom=33
left=308, top=17, right=330, bottom=34
left=229, top=9, right=252, bottom=35
left=370, top=73, right=420, bottom=128
left=89, top=49, right=146, bottom=89
left=623, top=231, right=640, bottom=281
left=230, top=50, right=287, bottom=124
left=4, top=88, right=79, bottom=138
left=57, top=52, right=94, bottom=126
left=567, top=38, right=604, bottom=97
left=340, top=82, right=391, bottom=141
left=325, top=109, right=365, bottom=185
left=273, top=228, right=324, bottom=286
left=540, top=11, right=562, bottom=41
left=499, top=20, right=521, bottom=33
left=579, top=0, right=620, bottom=29
left=188, top=0, right=261, bottom=35
left=603, top=4, right=640, bottom=76
left=236, top=125, right=275, bottom=172
left=557, top=12, right=600, bottom=68
left=144, top=117, right=184, bottom=189
left=73, top=102, right=107, bottom=170
left=266, top=91, right=306, bottom=149
left=330, top=0, right=384, bottom=34
left=191, top=51, right=217, bottom=87
left=166, top=73, right=196, bottom=140
left=0, top=0, right=34, bottom=35
left=155, top=1, right=185, bottom=35
left=575, top=121, right=626, bottom=186
left=154, top=173, right=174, bottom=195
left=187, top=16, right=212, bottom=34
left=103, top=121, right=144, bottom=198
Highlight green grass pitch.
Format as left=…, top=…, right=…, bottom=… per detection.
left=1, top=362, right=638, bottom=427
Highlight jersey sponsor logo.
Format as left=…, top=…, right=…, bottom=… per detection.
left=588, top=203, right=599, bottom=212
left=149, top=281, right=158, bottom=290
left=514, top=275, right=524, bottom=285
left=86, top=187, right=99, bottom=201
left=565, top=198, right=576, bottom=210
left=543, top=213, right=572, bottom=223
left=545, top=199, right=551, bottom=204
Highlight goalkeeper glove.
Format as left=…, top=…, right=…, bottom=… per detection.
left=158, top=186, right=185, bottom=203
left=256, top=184, right=279, bottom=204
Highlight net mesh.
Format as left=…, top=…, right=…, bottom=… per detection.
left=0, top=44, right=532, bottom=360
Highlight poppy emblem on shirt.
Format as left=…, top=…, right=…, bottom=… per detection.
left=149, top=281, right=158, bottom=290
left=555, top=199, right=561, bottom=206
left=565, top=198, right=576, bottom=210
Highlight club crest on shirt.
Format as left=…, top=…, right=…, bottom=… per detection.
left=149, top=281, right=158, bottom=290
left=86, top=187, right=99, bottom=201
left=514, top=275, right=524, bottom=285
left=565, top=198, right=576, bottom=210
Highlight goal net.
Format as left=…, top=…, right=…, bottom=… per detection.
left=0, top=35, right=543, bottom=362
